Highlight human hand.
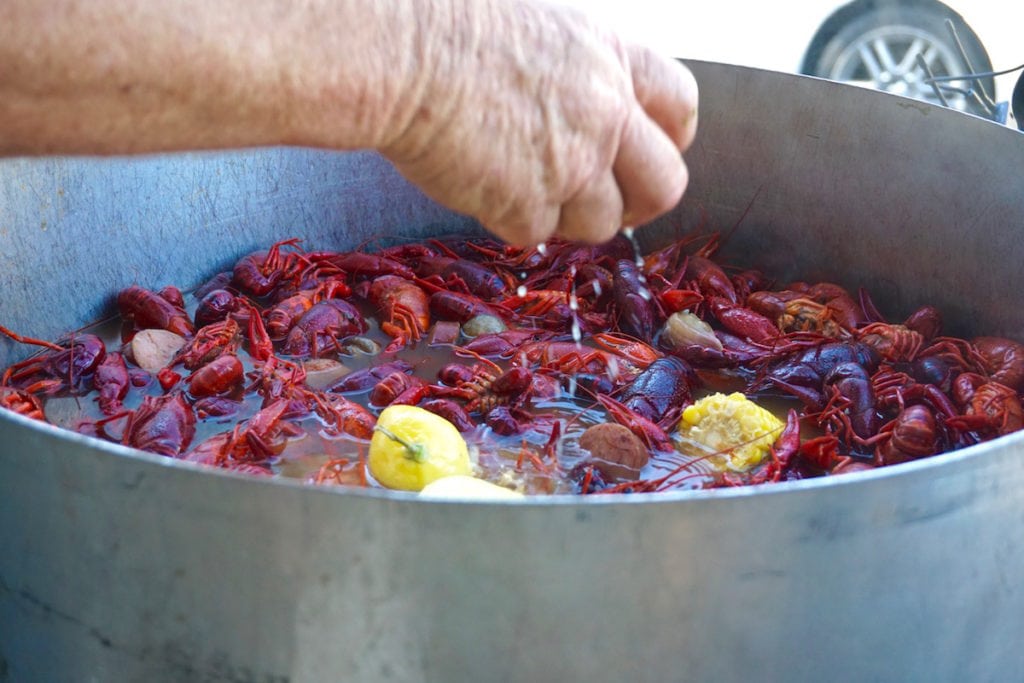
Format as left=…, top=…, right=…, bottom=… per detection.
left=377, top=0, right=698, bottom=246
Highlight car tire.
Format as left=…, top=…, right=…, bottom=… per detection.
left=802, top=2, right=995, bottom=117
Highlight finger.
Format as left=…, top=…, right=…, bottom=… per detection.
left=555, top=170, right=624, bottom=244
left=614, top=107, right=688, bottom=227
left=627, top=44, right=699, bottom=151
left=485, top=202, right=561, bottom=248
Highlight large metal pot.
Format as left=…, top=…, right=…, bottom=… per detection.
left=2, top=62, right=1023, bottom=682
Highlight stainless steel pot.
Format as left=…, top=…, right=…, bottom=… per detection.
left=2, top=62, right=1023, bottom=683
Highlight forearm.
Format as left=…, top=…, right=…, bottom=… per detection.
left=0, top=0, right=439, bottom=155
left=0, top=0, right=698, bottom=246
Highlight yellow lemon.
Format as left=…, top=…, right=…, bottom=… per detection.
left=679, top=392, right=784, bottom=471
left=369, top=405, right=471, bottom=491
left=419, top=475, right=524, bottom=500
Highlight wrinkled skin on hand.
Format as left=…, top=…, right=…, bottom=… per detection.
left=1, top=0, right=696, bottom=247
left=379, top=0, right=699, bottom=246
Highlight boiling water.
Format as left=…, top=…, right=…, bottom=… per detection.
left=29, top=289, right=731, bottom=495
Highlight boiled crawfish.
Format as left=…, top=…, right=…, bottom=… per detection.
left=370, top=275, right=430, bottom=353
left=123, top=393, right=196, bottom=457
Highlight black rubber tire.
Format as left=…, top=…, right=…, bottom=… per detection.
left=1012, top=70, right=1024, bottom=130
left=802, top=1, right=995, bottom=118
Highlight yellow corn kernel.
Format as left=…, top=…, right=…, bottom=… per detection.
left=679, top=392, right=785, bottom=471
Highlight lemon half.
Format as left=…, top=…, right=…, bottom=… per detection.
left=369, top=405, right=471, bottom=491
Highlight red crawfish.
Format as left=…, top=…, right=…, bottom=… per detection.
left=857, top=323, right=924, bottom=362
left=369, top=371, right=428, bottom=407
left=853, top=299, right=945, bottom=362
left=683, top=254, right=738, bottom=303
left=174, top=318, right=240, bottom=370
left=0, top=386, right=45, bottom=421
left=381, top=241, right=442, bottom=264
left=0, top=330, right=106, bottom=395
left=231, top=237, right=303, bottom=297
left=158, top=285, right=186, bottom=310
left=265, top=278, right=352, bottom=340
left=500, top=289, right=571, bottom=319
left=973, top=336, right=1024, bottom=392
left=513, top=340, right=618, bottom=377
left=194, top=288, right=241, bottom=329
left=94, top=352, right=130, bottom=416
left=789, top=281, right=868, bottom=332
left=439, top=358, right=550, bottom=410
left=950, top=372, right=1024, bottom=438
left=730, top=269, right=772, bottom=303
left=462, top=238, right=552, bottom=273
left=429, top=290, right=507, bottom=324
left=573, top=263, right=614, bottom=308
left=918, top=337, right=989, bottom=377
left=123, top=393, right=196, bottom=457
left=499, top=289, right=607, bottom=333
left=817, top=361, right=880, bottom=443
left=370, top=275, right=430, bottom=353
left=642, top=239, right=688, bottom=285
left=458, top=329, right=554, bottom=359
left=277, top=251, right=349, bottom=296
left=441, top=259, right=508, bottom=299
left=311, top=393, right=377, bottom=440
left=411, top=254, right=455, bottom=279
left=870, top=404, right=941, bottom=466
left=330, top=360, right=413, bottom=394
left=231, top=299, right=275, bottom=363
left=185, top=354, right=245, bottom=398
left=761, top=341, right=881, bottom=409
left=265, top=291, right=316, bottom=340
left=282, top=299, right=367, bottom=358
left=595, top=393, right=673, bottom=451
left=871, top=365, right=960, bottom=422
left=746, top=291, right=845, bottom=338
left=193, top=397, right=243, bottom=420
left=615, top=356, right=698, bottom=430
left=117, top=285, right=194, bottom=337
left=483, top=405, right=562, bottom=439
left=908, top=354, right=962, bottom=394
left=612, top=259, right=655, bottom=340
left=329, top=251, right=416, bottom=281
left=186, top=399, right=300, bottom=466
left=247, top=357, right=316, bottom=419
left=420, top=398, right=476, bottom=432
left=656, top=286, right=703, bottom=316
left=590, top=332, right=661, bottom=371
left=903, top=305, right=943, bottom=341
left=310, top=457, right=367, bottom=487
left=512, top=336, right=655, bottom=386
left=193, top=271, right=234, bottom=300
left=707, top=296, right=780, bottom=343
left=797, top=435, right=876, bottom=476
left=665, top=330, right=768, bottom=369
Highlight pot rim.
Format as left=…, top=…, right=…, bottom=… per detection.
left=4, top=402, right=1015, bottom=506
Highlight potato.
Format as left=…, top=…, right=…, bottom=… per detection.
left=463, top=314, right=506, bottom=338
left=302, top=358, right=351, bottom=390
left=130, top=329, right=186, bottom=373
left=578, top=423, right=649, bottom=482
